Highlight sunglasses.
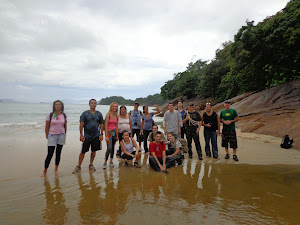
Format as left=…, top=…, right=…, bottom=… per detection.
left=206, top=103, right=211, bottom=105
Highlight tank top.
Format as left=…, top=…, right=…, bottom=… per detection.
left=118, top=116, right=130, bottom=133
left=107, top=114, right=117, bottom=130
left=121, top=138, right=134, bottom=155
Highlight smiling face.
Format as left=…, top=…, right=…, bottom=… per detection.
left=177, top=101, right=183, bottom=109
left=224, top=102, right=230, bottom=110
left=168, top=103, right=174, bottom=111
left=152, top=125, right=158, bottom=133
left=112, top=103, right=118, bottom=112
left=205, top=104, right=212, bottom=113
left=122, top=131, right=130, bottom=141
left=155, top=133, right=162, bottom=142
left=168, top=133, right=174, bottom=142
left=144, top=106, right=149, bottom=113
left=120, top=106, right=127, bottom=115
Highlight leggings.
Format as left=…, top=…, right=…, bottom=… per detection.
left=143, top=129, right=152, bottom=153
left=44, top=145, right=63, bottom=169
left=105, top=137, right=116, bottom=161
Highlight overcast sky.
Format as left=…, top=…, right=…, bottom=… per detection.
left=0, top=0, right=289, bottom=103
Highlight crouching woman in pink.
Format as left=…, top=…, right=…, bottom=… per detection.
left=41, top=100, right=67, bottom=177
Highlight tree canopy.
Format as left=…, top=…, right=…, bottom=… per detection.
left=161, top=0, right=300, bottom=101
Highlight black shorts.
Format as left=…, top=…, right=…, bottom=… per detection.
left=121, top=151, right=136, bottom=160
left=81, top=136, right=101, bottom=153
left=222, top=130, right=238, bottom=149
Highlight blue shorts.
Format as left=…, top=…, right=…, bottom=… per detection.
left=48, top=133, right=66, bottom=146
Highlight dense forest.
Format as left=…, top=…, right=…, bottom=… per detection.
left=99, top=93, right=165, bottom=105
left=161, top=0, right=299, bottom=101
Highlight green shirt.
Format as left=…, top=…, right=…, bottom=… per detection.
left=220, top=108, right=238, bottom=131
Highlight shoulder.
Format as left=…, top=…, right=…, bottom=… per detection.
left=46, top=113, right=52, bottom=121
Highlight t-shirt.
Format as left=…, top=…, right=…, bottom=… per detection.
left=148, top=132, right=166, bottom=142
left=220, top=108, right=238, bottom=131
left=46, top=113, right=67, bottom=135
left=203, top=111, right=218, bottom=131
left=149, top=142, right=165, bottom=158
left=130, top=110, right=142, bottom=129
left=163, top=110, right=182, bottom=133
left=183, top=111, right=202, bottom=132
left=80, top=110, right=104, bottom=139
left=142, top=112, right=154, bottom=131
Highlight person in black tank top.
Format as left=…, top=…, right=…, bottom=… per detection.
left=202, top=103, right=220, bottom=159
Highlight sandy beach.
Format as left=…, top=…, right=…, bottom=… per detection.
left=1, top=127, right=300, bottom=225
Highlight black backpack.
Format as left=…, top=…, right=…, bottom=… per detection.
left=280, top=135, right=293, bottom=149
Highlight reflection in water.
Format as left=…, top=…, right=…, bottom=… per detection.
left=42, top=178, right=68, bottom=225
left=197, top=162, right=205, bottom=189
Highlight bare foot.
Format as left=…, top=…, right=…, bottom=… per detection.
left=55, top=171, right=61, bottom=176
left=40, top=173, right=46, bottom=178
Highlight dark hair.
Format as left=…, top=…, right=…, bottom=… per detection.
left=52, top=100, right=64, bottom=113
left=143, top=105, right=148, bottom=113
left=89, top=99, right=97, bottom=104
left=156, top=131, right=162, bottom=136
left=178, top=100, right=183, bottom=104
left=120, top=105, right=127, bottom=114
left=152, top=124, right=158, bottom=129
left=167, top=132, right=174, bottom=137
left=122, top=130, right=129, bottom=136
left=168, top=102, right=174, bottom=106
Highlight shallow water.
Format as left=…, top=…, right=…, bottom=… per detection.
left=1, top=158, right=300, bottom=225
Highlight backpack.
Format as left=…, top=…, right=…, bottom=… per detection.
left=280, top=135, right=293, bottom=149
left=177, top=138, right=188, bottom=153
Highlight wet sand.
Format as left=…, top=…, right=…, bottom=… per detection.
left=0, top=128, right=300, bottom=224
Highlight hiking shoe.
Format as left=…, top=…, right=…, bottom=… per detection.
left=89, top=164, right=96, bottom=171
left=134, top=162, right=141, bottom=168
left=162, top=170, right=169, bottom=174
left=72, top=166, right=81, bottom=174
left=109, top=162, right=114, bottom=167
left=189, top=155, right=193, bottom=159
left=233, top=155, right=239, bottom=161
left=198, top=155, right=203, bottom=160
left=225, top=154, right=230, bottom=159
left=102, top=162, right=107, bottom=169
left=125, top=162, right=130, bottom=167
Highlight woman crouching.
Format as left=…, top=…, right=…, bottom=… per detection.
left=120, top=130, right=141, bottom=168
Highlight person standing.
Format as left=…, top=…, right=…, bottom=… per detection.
left=103, top=102, right=119, bottom=169
left=202, top=103, right=221, bottom=159
left=183, top=103, right=203, bottom=160
left=177, top=101, right=186, bottom=139
left=129, top=102, right=143, bottom=150
left=41, top=100, right=67, bottom=177
left=140, top=105, right=160, bottom=154
left=117, top=105, right=132, bottom=157
left=163, top=103, right=182, bottom=139
left=220, top=100, right=239, bottom=161
left=73, top=99, right=104, bottom=173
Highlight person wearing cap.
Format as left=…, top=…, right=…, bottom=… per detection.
left=220, top=100, right=239, bottom=161
left=182, top=103, right=203, bottom=160
left=163, top=103, right=182, bottom=140
left=129, top=102, right=143, bottom=150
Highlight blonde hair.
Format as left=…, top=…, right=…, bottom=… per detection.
left=109, top=102, right=119, bottom=114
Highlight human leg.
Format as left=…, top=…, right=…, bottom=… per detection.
left=54, top=144, right=63, bottom=175
left=186, top=131, right=193, bottom=157
left=166, top=156, right=176, bottom=168
left=211, top=131, right=218, bottom=158
left=41, top=146, right=55, bottom=177
left=149, top=156, right=162, bottom=171
left=193, top=131, right=202, bottom=159
left=143, top=130, right=151, bottom=153
left=204, top=130, right=212, bottom=157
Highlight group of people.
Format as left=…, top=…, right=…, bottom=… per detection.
left=41, top=99, right=239, bottom=177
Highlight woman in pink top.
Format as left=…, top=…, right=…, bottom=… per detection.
left=103, top=102, right=119, bottom=169
left=41, top=100, right=67, bottom=177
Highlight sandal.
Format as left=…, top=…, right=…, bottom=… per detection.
left=162, top=170, right=169, bottom=174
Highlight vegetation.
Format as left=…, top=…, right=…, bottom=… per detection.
left=99, top=93, right=165, bottom=105
left=161, top=0, right=300, bottom=101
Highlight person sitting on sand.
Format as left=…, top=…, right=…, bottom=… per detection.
left=166, top=132, right=183, bottom=165
left=202, top=103, right=221, bottom=159
left=103, top=102, right=119, bottom=169
left=41, top=100, right=67, bottom=177
left=117, top=105, right=132, bottom=157
left=220, top=100, right=239, bottom=161
left=148, top=124, right=166, bottom=143
left=72, top=99, right=104, bottom=173
left=119, top=130, right=141, bottom=168
left=149, top=131, right=175, bottom=173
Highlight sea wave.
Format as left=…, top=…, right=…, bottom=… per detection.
left=0, top=122, right=43, bottom=128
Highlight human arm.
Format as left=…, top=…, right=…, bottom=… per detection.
left=132, top=139, right=140, bottom=157
left=45, top=120, right=50, bottom=139
left=115, top=117, right=119, bottom=141
left=104, top=113, right=109, bottom=142
left=151, top=152, right=164, bottom=171
left=164, top=121, right=167, bottom=135
left=129, top=115, right=133, bottom=138
left=162, top=150, right=166, bottom=170
left=153, top=105, right=160, bottom=115
left=79, top=121, right=85, bottom=142
left=99, top=123, right=104, bottom=141
left=120, top=141, right=136, bottom=158
left=140, top=118, right=144, bottom=135
left=196, top=115, right=202, bottom=134
left=217, top=113, right=221, bottom=135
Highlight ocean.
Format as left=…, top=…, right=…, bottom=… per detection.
left=0, top=102, right=163, bottom=132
